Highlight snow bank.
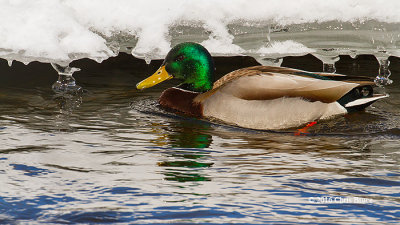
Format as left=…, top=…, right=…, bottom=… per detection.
left=0, top=0, right=399, bottom=65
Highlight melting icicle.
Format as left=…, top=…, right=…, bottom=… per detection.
left=144, top=56, right=152, bottom=64
left=323, top=63, right=336, bottom=73
left=266, top=25, right=271, bottom=43
left=132, top=46, right=167, bottom=65
left=7, top=60, right=13, bottom=67
left=313, top=51, right=340, bottom=73
left=255, top=57, right=283, bottom=67
left=374, top=56, right=393, bottom=86
left=131, top=52, right=153, bottom=65
left=51, top=63, right=85, bottom=115
left=349, top=50, right=357, bottom=59
left=51, top=63, right=82, bottom=94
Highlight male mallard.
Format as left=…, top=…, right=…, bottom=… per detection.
left=136, top=42, right=387, bottom=130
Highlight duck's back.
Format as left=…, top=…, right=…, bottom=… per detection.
left=195, top=66, right=376, bottom=130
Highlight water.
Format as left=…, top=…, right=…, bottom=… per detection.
left=1, top=1, right=399, bottom=223
left=0, top=54, right=399, bottom=224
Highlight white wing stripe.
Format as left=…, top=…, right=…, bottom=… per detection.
left=345, top=95, right=388, bottom=107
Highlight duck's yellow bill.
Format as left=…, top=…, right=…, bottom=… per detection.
left=136, top=66, right=173, bottom=90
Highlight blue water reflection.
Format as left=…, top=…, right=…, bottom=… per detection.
left=0, top=55, right=399, bottom=224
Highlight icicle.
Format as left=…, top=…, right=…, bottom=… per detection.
left=94, top=58, right=103, bottom=63
left=255, top=57, right=283, bottom=67
left=266, top=24, right=271, bottom=43
left=51, top=63, right=82, bottom=94
left=313, top=51, right=340, bottom=73
left=7, top=59, right=13, bottom=67
left=50, top=63, right=84, bottom=114
left=322, top=63, right=336, bottom=73
left=349, top=50, right=357, bottom=59
left=144, top=56, right=152, bottom=65
left=374, top=56, right=393, bottom=86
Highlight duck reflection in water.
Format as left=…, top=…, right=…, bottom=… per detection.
left=151, top=120, right=214, bottom=182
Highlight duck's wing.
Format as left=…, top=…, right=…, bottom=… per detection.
left=202, top=66, right=363, bottom=103
left=214, top=65, right=376, bottom=87
left=307, top=71, right=376, bottom=86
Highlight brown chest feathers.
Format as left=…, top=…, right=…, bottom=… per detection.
left=159, top=87, right=203, bottom=117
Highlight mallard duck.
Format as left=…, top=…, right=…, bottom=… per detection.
left=136, top=42, right=387, bottom=130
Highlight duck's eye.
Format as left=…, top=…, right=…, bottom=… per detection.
left=175, top=55, right=185, bottom=62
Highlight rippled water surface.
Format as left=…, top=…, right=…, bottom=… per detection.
left=0, top=54, right=399, bottom=224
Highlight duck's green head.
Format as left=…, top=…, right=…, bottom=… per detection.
left=136, top=42, right=215, bottom=92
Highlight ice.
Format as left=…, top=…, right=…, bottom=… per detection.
left=202, top=37, right=245, bottom=55
left=0, top=0, right=399, bottom=65
left=249, top=41, right=315, bottom=66
left=0, top=0, right=114, bottom=65
left=313, top=51, right=341, bottom=73
left=256, top=41, right=315, bottom=57
left=375, top=56, right=393, bottom=86
left=7, top=60, right=13, bottom=67
left=51, top=63, right=82, bottom=94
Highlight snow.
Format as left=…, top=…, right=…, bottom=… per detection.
left=0, top=0, right=399, bottom=65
